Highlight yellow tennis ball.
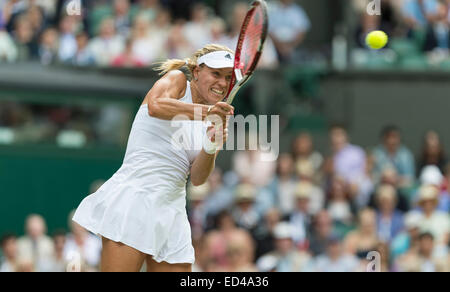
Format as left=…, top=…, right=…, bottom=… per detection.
left=366, top=30, right=388, bottom=50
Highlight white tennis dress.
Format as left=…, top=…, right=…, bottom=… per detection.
left=72, top=81, right=205, bottom=264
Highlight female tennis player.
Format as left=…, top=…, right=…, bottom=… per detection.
left=72, top=44, right=235, bottom=272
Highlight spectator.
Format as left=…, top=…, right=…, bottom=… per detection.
left=417, top=130, right=447, bottom=175
left=256, top=222, right=311, bottom=272
left=252, top=208, right=281, bottom=260
left=292, top=132, right=323, bottom=183
left=207, top=17, right=228, bottom=45
left=225, top=229, right=258, bottom=272
left=112, top=0, right=135, bottom=38
left=147, top=7, right=171, bottom=50
left=231, top=183, right=261, bottom=232
left=0, top=26, right=18, bottom=62
left=130, top=13, right=164, bottom=65
left=390, top=211, right=422, bottom=260
left=135, top=0, right=161, bottom=23
left=285, top=182, right=313, bottom=249
left=47, top=229, right=67, bottom=272
left=267, top=153, right=297, bottom=216
left=26, top=5, right=46, bottom=42
left=87, top=17, right=124, bottom=66
left=402, top=0, right=440, bottom=31
left=187, top=182, right=210, bottom=241
left=374, top=184, right=405, bottom=243
left=57, top=15, right=78, bottom=63
left=17, top=214, right=54, bottom=272
left=309, top=234, right=360, bottom=272
left=166, top=20, right=194, bottom=59
left=0, top=233, right=18, bottom=272
left=12, top=14, right=37, bottom=61
left=372, top=125, right=416, bottom=189
left=183, top=3, right=212, bottom=51
left=325, top=124, right=368, bottom=198
left=295, top=159, right=325, bottom=215
left=110, top=36, right=144, bottom=67
left=71, top=31, right=95, bottom=66
left=38, top=27, right=58, bottom=65
left=415, top=184, right=450, bottom=246
left=325, top=175, right=356, bottom=229
left=231, top=148, right=277, bottom=188
left=395, top=232, right=449, bottom=272
left=223, top=2, right=278, bottom=69
left=439, top=163, right=450, bottom=212
left=308, top=210, right=334, bottom=256
left=64, top=210, right=102, bottom=272
left=418, top=165, right=449, bottom=212
left=202, top=168, right=234, bottom=227
left=202, top=210, right=246, bottom=271
left=268, top=0, right=310, bottom=63
left=368, top=166, right=411, bottom=212
left=344, top=208, right=379, bottom=260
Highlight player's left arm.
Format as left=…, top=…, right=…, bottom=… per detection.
left=190, top=123, right=229, bottom=186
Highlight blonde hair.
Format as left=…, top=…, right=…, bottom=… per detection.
left=154, top=44, right=234, bottom=77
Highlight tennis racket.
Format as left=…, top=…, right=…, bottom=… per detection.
left=223, top=0, right=269, bottom=105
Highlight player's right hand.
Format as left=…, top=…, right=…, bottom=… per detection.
left=207, top=102, right=234, bottom=121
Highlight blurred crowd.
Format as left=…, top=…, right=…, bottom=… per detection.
left=0, top=0, right=314, bottom=67
left=2, top=124, right=450, bottom=272
left=354, top=0, right=450, bottom=51
left=0, top=101, right=131, bottom=147
left=352, top=0, right=450, bottom=68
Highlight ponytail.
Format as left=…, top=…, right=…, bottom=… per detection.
left=153, top=44, right=234, bottom=76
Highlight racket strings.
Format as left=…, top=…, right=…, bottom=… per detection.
left=241, top=8, right=264, bottom=75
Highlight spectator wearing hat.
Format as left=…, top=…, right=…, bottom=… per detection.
left=418, top=165, right=449, bottom=212
left=415, top=185, right=450, bottom=246
left=256, top=222, right=311, bottom=272
left=375, top=184, right=404, bottom=243
left=395, top=232, right=449, bottom=272
left=292, top=132, right=323, bottom=182
left=284, top=182, right=313, bottom=249
left=390, top=211, right=422, bottom=261
left=368, top=166, right=410, bottom=212
left=309, top=234, right=360, bottom=272
left=231, top=183, right=261, bottom=232
left=295, top=159, right=325, bottom=215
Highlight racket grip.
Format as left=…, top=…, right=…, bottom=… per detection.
left=203, top=134, right=218, bottom=155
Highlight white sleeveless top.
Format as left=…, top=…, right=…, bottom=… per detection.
left=72, top=81, right=205, bottom=263
left=120, top=81, right=205, bottom=208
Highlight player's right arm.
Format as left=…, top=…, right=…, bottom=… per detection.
left=146, top=70, right=211, bottom=120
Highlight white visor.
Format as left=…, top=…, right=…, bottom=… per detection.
left=197, top=51, right=234, bottom=68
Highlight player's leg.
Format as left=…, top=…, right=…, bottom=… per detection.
left=146, top=255, right=192, bottom=272
left=101, top=236, right=146, bottom=272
